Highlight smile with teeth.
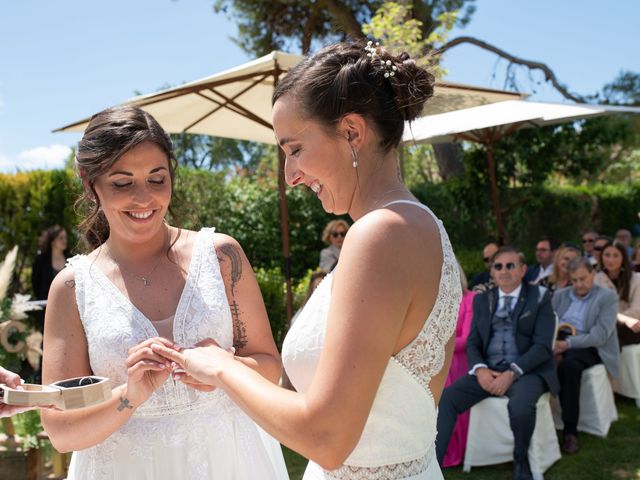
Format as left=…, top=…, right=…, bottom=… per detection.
left=127, top=210, right=154, bottom=219
left=309, top=182, right=322, bottom=193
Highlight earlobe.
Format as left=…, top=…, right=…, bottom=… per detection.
left=341, top=114, right=366, bottom=151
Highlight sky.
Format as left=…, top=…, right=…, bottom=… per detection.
left=1, top=0, right=638, bottom=173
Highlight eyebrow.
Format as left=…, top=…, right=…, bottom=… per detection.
left=108, top=166, right=168, bottom=177
left=278, top=137, right=297, bottom=147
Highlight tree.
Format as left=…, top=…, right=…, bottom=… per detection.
left=213, top=0, right=586, bottom=179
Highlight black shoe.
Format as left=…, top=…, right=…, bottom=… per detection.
left=562, top=433, right=580, bottom=454
left=513, top=458, right=533, bottom=480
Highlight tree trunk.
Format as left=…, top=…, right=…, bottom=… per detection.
left=432, top=143, right=465, bottom=179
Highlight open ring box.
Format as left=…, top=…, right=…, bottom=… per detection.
left=0, top=376, right=111, bottom=410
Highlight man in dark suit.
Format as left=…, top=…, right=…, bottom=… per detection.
left=436, top=246, right=558, bottom=480
left=524, top=236, right=558, bottom=284
left=552, top=256, right=619, bottom=454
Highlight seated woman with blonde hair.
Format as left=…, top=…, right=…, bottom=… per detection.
left=539, top=245, right=581, bottom=293
left=319, top=219, right=349, bottom=272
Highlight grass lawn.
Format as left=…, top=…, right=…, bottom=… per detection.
left=284, top=395, right=640, bottom=480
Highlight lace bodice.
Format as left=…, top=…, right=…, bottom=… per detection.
left=66, top=228, right=288, bottom=480
left=282, top=201, right=461, bottom=479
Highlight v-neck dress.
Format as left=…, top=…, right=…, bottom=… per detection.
left=65, top=228, right=288, bottom=480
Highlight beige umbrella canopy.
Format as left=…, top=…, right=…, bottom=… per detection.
left=55, top=51, right=524, bottom=321
left=403, top=99, right=640, bottom=243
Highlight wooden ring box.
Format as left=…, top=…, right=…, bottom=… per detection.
left=0, top=376, right=111, bottom=410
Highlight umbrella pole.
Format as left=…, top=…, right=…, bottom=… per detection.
left=277, top=148, right=294, bottom=325
left=485, top=143, right=506, bottom=245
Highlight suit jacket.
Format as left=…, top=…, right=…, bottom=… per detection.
left=552, top=284, right=620, bottom=378
left=467, top=282, right=559, bottom=394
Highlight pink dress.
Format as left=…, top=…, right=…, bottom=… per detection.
left=442, top=289, right=476, bottom=467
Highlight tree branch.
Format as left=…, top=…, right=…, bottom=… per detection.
left=321, top=0, right=365, bottom=39
left=439, top=36, right=585, bottom=102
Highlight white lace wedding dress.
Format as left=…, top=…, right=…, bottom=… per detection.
left=65, top=228, right=289, bottom=480
left=282, top=201, right=461, bottom=480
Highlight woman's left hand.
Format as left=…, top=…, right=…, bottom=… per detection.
left=151, top=338, right=234, bottom=389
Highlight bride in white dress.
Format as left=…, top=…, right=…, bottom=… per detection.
left=152, top=41, right=461, bottom=479
left=41, top=106, right=288, bottom=479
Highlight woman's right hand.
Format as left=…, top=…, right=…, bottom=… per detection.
left=124, top=337, right=174, bottom=407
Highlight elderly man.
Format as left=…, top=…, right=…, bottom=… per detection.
left=552, top=256, right=619, bottom=454
left=615, top=228, right=634, bottom=258
left=525, top=236, right=558, bottom=284
left=581, top=230, right=599, bottom=266
left=436, top=246, right=557, bottom=480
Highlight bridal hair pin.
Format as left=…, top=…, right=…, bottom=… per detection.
left=364, top=40, right=397, bottom=78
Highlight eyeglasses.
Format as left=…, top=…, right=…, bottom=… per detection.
left=582, top=238, right=595, bottom=243
left=483, top=257, right=491, bottom=262
left=493, top=262, right=517, bottom=271
left=331, top=231, right=346, bottom=238
left=594, top=245, right=605, bottom=252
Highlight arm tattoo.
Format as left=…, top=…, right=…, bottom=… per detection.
left=218, top=244, right=242, bottom=296
left=230, top=300, right=248, bottom=351
left=218, top=243, right=248, bottom=351
left=116, top=396, right=133, bottom=412
left=64, top=279, right=75, bottom=288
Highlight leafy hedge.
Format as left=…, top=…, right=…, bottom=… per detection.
left=3, top=168, right=640, bottom=337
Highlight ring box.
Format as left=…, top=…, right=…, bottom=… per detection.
left=0, top=376, right=111, bottom=410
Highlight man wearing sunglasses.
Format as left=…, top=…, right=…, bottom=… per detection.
left=525, top=236, right=558, bottom=285
left=437, top=247, right=557, bottom=480
left=470, top=242, right=499, bottom=293
left=581, top=230, right=599, bottom=266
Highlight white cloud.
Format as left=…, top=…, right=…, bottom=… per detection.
left=0, top=144, right=72, bottom=173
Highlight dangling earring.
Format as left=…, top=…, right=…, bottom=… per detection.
left=351, top=146, right=358, bottom=169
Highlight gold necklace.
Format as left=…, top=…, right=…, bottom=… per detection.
left=104, top=232, right=170, bottom=287
left=371, top=187, right=410, bottom=210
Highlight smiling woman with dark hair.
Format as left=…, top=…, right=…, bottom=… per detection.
left=595, top=241, right=640, bottom=346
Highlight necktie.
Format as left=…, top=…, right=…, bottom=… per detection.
left=498, top=295, right=513, bottom=318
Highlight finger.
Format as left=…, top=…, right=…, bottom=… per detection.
left=174, top=374, right=217, bottom=392
left=126, top=347, right=171, bottom=368
left=128, top=360, right=167, bottom=377
left=128, top=337, right=177, bottom=355
left=195, top=338, right=221, bottom=348
left=0, top=367, right=22, bottom=389
left=151, top=343, right=186, bottom=365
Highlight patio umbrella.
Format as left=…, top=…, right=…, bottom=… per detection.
left=403, top=100, right=640, bottom=244
left=55, top=52, right=524, bottom=321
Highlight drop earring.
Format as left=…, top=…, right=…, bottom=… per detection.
left=351, top=146, right=358, bottom=169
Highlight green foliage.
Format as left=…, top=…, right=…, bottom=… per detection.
left=362, top=2, right=458, bottom=76
left=12, top=410, right=43, bottom=450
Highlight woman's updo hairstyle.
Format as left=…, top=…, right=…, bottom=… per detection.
left=75, top=105, right=178, bottom=250
left=273, top=40, right=435, bottom=152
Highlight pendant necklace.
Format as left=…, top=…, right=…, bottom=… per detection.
left=104, top=233, right=169, bottom=287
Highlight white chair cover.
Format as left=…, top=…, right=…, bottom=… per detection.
left=551, top=363, right=618, bottom=437
left=612, top=344, right=640, bottom=407
left=463, top=393, right=560, bottom=480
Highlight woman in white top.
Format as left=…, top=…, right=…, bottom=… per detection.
left=41, top=105, right=288, bottom=479
left=152, top=41, right=461, bottom=479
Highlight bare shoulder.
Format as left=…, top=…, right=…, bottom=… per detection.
left=49, top=266, right=78, bottom=304
left=345, top=204, right=442, bottom=262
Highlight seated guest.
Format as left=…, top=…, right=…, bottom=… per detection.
left=539, top=245, right=581, bottom=293
left=631, top=239, right=640, bottom=271
left=318, top=219, right=349, bottom=272
left=442, top=262, right=476, bottom=467
left=552, top=257, right=619, bottom=454
left=525, top=236, right=558, bottom=285
left=593, top=235, right=613, bottom=268
left=615, top=228, right=634, bottom=259
left=594, top=242, right=640, bottom=347
left=470, top=242, right=498, bottom=292
left=581, top=230, right=599, bottom=267
left=437, top=246, right=557, bottom=480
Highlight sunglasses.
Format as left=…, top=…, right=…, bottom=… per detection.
left=594, top=245, right=605, bottom=252
left=493, top=262, right=517, bottom=271
left=582, top=238, right=595, bottom=243
left=483, top=257, right=491, bottom=262
left=331, top=231, right=346, bottom=238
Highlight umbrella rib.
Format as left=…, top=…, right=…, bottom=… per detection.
left=135, top=70, right=280, bottom=108
left=182, top=74, right=273, bottom=132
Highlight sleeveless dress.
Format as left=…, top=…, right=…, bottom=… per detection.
left=282, top=201, right=461, bottom=480
left=66, top=228, right=289, bottom=480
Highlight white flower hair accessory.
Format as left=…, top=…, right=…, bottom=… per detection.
left=364, top=40, right=398, bottom=78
